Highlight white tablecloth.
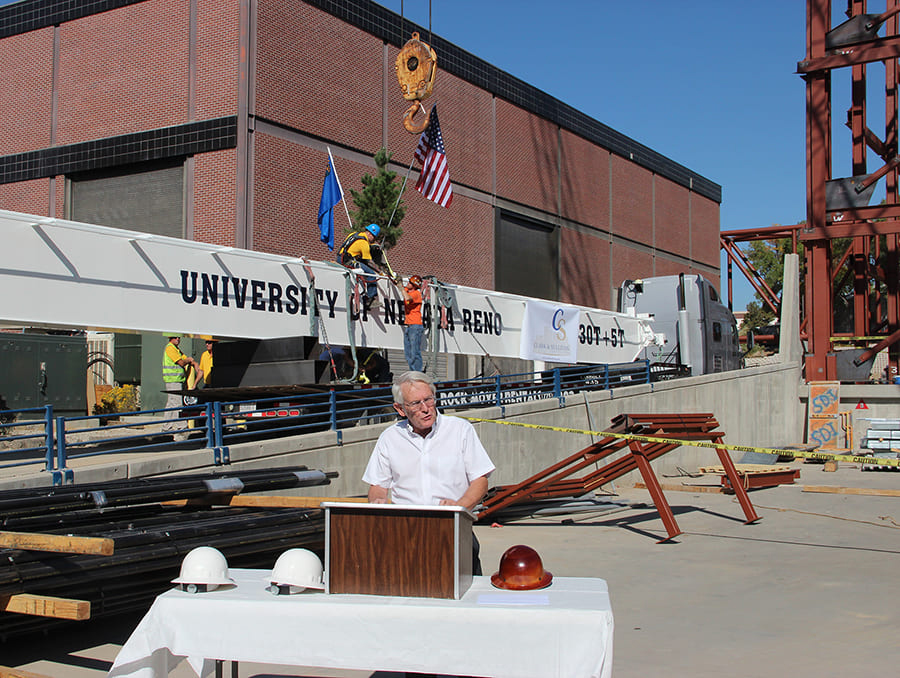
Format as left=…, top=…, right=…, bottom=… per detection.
left=107, top=568, right=613, bottom=678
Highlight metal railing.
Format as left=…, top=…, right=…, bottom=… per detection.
left=56, top=403, right=215, bottom=467
left=0, top=405, right=54, bottom=471
left=0, top=361, right=653, bottom=480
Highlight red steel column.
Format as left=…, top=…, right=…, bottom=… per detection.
left=805, top=0, right=834, bottom=380
left=850, top=1, right=869, bottom=339
left=887, top=2, right=900, bottom=376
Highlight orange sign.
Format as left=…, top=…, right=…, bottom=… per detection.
left=809, top=381, right=840, bottom=416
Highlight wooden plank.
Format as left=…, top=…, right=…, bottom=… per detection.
left=161, top=495, right=369, bottom=508
left=634, top=482, right=723, bottom=494
left=0, top=665, right=56, bottom=678
left=698, top=464, right=797, bottom=474
left=802, top=485, right=900, bottom=497
left=0, top=594, right=90, bottom=620
left=0, top=531, right=114, bottom=556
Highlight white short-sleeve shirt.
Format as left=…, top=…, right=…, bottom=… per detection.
left=362, top=412, right=495, bottom=505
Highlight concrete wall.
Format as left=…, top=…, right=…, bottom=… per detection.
left=0, top=361, right=808, bottom=493
left=24, top=360, right=802, bottom=496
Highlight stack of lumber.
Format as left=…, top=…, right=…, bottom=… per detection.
left=697, top=463, right=800, bottom=491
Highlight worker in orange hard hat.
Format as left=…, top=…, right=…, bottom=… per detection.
left=401, top=275, right=424, bottom=371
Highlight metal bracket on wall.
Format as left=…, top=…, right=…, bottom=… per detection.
left=51, top=469, right=74, bottom=486
left=213, top=446, right=230, bottom=465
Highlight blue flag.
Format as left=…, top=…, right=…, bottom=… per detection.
left=317, top=156, right=341, bottom=250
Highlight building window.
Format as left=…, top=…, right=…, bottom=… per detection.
left=495, top=210, right=558, bottom=299
left=67, top=160, right=185, bottom=238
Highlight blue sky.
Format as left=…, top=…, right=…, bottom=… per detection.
left=2, top=0, right=834, bottom=310
left=377, top=0, right=815, bottom=311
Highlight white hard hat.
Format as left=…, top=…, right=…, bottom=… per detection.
left=172, top=546, right=234, bottom=593
left=267, top=548, right=325, bottom=594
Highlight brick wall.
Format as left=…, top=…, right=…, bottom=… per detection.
left=654, top=257, right=693, bottom=278
left=610, top=154, right=653, bottom=242
left=398, top=72, right=494, bottom=195
left=654, top=174, right=690, bottom=258
left=256, top=1, right=383, bottom=151
left=196, top=0, right=240, bottom=119
left=390, top=195, right=494, bottom=289
left=560, top=228, right=612, bottom=308
left=193, top=148, right=237, bottom=247
left=560, top=130, right=610, bottom=229
left=57, top=0, right=191, bottom=144
left=252, top=135, right=334, bottom=259
left=0, top=178, right=51, bottom=215
left=610, top=242, right=655, bottom=296
left=0, top=28, right=53, bottom=155
left=496, top=99, right=559, bottom=213
left=691, top=193, right=721, bottom=273
left=0, top=0, right=722, bottom=310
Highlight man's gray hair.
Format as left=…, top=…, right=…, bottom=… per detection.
left=392, top=370, right=436, bottom=405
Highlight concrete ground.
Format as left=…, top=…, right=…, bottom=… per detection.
left=4, top=462, right=900, bottom=677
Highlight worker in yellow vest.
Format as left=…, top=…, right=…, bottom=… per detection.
left=197, top=337, right=216, bottom=387
left=162, top=334, right=198, bottom=438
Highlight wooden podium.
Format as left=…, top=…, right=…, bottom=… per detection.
left=322, top=502, right=474, bottom=599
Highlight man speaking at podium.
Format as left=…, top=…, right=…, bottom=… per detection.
left=363, top=371, right=495, bottom=573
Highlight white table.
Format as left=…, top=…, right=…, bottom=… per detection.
left=107, top=568, right=613, bottom=678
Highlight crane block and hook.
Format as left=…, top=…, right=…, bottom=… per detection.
left=395, top=32, right=437, bottom=133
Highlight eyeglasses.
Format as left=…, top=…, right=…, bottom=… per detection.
left=403, top=395, right=435, bottom=411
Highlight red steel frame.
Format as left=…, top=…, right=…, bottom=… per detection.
left=721, top=0, right=900, bottom=381
left=477, top=413, right=760, bottom=543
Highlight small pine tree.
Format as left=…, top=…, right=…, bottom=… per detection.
left=347, top=148, right=406, bottom=250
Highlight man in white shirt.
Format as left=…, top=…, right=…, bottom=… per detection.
left=362, top=370, right=495, bottom=573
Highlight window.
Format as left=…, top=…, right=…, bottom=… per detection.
left=68, top=160, right=185, bottom=238
left=712, top=321, right=722, bottom=342
left=495, top=211, right=558, bottom=299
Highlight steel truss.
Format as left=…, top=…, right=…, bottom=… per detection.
left=723, top=0, right=900, bottom=382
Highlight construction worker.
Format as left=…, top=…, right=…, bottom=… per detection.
left=337, top=223, right=382, bottom=310
left=197, top=337, right=216, bottom=388
left=162, top=334, right=198, bottom=438
left=402, top=275, right=425, bottom=371
left=357, top=348, right=392, bottom=384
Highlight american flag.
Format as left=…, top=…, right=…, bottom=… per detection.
left=414, top=105, right=453, bottom=207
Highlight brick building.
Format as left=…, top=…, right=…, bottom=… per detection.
left=0, top=0, right=721, bottom=310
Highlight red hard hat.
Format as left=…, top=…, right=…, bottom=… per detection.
left=491, top=544, right=553, bottom=590
left=409, top=275, right=423, bottom=287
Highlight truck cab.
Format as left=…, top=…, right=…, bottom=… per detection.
left=617, top=274, right=742, bottom=376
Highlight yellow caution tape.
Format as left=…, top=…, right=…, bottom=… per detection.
left=463, top=417, right=900, bottom=467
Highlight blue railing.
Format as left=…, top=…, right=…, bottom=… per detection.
left=0, top=361, right=652, bottom=481
left=215, top=385, right=398, bottom=446
left=0, top=405, right=54, bottom=471
left=55, top=403, right=215, bottom=467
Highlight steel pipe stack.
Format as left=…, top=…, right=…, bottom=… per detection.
left=0, top=467, right=337, bottom=640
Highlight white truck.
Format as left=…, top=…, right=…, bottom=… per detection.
left=617, top=273, right=743, bottom=376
